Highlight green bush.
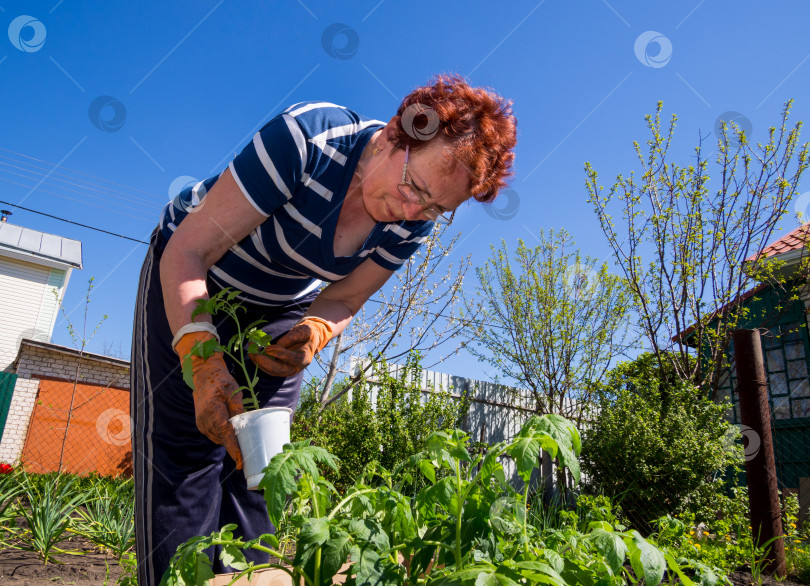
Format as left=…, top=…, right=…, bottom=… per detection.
left=580, top=353, right=741, bottom=532
left=293, top=352, right=466, bottom=495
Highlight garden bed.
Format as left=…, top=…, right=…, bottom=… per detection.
left=727, top=569, right=805, bottom=585
left=0, top=535, right=125, bottom=584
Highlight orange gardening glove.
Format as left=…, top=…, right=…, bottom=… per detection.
left=249, top=317, right=334, bottom=377
left=175, top=331, right=245, bottom=470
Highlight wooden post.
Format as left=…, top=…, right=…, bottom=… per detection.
left=733, top=329, right=786, bottom=578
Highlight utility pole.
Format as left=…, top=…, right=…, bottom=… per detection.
left=733, top=329, right=786, bottom=578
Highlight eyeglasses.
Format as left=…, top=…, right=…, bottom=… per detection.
left=397, top=146, right=455, bottom=224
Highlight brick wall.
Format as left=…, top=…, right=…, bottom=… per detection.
left=14, top=342, right=130, bottom=388
left=0, top=339, right=130, bottom=465
left=0, top=378, right=39, bottom=464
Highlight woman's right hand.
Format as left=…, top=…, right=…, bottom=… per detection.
left=175, top=331, right=245, bottom=469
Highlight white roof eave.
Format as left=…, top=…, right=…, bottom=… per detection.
left=0, top=244, right=82, bottom=270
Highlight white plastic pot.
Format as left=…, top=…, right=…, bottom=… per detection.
left=230, top=407, right=292, bottom=490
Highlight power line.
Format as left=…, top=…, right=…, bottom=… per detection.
left=0, top=149, right=511, bottom=334
left=0, top=158, right=160, bottom=210
left=0, top=168, right=158, bottom=219
left=0, top=200, right=505, bottom=332
left=0, top=199, right=150, bottom=244
left=0, top=147, right=164, bottom=200
left=0, top=176, right=157, bottom=222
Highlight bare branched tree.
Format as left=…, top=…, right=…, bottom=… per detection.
left=586, top=100, right=810, bottom=397
left=101, top=338, right=124, bottom=359
left=313, top=223, right=471, bottom=409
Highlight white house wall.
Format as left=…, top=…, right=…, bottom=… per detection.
left=0, top=256, right=54, bottom=371
left=35, top=268, right=67, bottom=347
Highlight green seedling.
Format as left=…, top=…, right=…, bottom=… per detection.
left=181, top=288, right=275, bottom=411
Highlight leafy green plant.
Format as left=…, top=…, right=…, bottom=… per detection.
left=294, top=352, right=465, bottom=495
left=0, top=469, right=137, bottom=582
left=782, top=491, right=810, bottom=581
left=181, top=288, right=277, bottom=411
left=73, top=479, right=136, bottom=559
left=115, top=550, right=139, bottom=586
left=164, top=413, right=717, bottom=585
left=0, top=468, right=24, bottom=544
left=744, top=529, right=785, bottom=586
left=14, top=472, right=85, bottom=563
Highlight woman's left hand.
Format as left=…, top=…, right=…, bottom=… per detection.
left=251, top=258, right=396, bottom=377
left=250, top=317, right=333, bottom=377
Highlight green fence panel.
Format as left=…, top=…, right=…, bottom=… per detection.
left=0, top=372, right=17, bottom=444
left=773, top=419, right=810, bottom=490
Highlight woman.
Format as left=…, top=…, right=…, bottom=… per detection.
left=130, top=73, right=517, bottom=584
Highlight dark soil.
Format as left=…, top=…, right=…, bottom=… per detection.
left=0, top=534, right=125, bottom=585
left=727, top=570, right=807, bottom=585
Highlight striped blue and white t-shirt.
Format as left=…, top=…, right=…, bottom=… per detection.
left=159, top=101, right=434, bottom=306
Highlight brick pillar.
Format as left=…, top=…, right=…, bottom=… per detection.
left=0, top=377, right=40, bottom=464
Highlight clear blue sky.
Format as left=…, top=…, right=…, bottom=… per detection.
left=1, top=0, right=809, bottom=383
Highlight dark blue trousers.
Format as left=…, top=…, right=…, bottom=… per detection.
left=130, top=230, right=316, bottom=585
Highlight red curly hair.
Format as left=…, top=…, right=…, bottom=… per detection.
left=389, top=74, right=517, bottom=203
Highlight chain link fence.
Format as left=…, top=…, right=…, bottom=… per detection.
left=17, top=377, right=132, bottom=477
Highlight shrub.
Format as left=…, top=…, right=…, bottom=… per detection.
left=580, top=353, right=741, bottom=532
left=293, top=352, right=466, bottom=494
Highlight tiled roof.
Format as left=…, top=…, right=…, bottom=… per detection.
left=672, top=282, right=769, bottom=345
left=675, top=223, right=809, bottom=344
left=745, top=224, right=810, bottom=262
left=0, top=222, right=83, bottom=268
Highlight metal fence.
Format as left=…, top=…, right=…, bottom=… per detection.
left=17, top=377, right=132, bottom=477
left=347, top=358, right=585, bottom=489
